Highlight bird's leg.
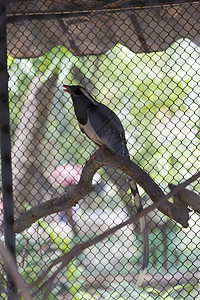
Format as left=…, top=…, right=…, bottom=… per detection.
left=88, top=144, right=106, bottom=163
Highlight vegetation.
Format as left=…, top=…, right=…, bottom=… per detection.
left=4, top=38, right=200, bottom=298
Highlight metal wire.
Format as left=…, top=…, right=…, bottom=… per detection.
left=1, top=1, right=200, bottom=299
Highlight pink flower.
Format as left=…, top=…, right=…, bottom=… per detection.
left=52, top=164, right=101, bottom=186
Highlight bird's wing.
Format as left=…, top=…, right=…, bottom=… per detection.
left=87, top=103, right=129, bottom=157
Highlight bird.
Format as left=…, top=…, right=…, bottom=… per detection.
left=63, top=84, right=149, bottom=286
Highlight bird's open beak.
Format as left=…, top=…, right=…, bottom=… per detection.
left=63, top=85, right=71, bottom=94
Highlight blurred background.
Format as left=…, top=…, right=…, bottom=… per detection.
left=0, top=1, right=200, bottom=299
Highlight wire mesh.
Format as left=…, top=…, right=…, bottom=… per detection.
left=1, top=1, right=200, bottom=299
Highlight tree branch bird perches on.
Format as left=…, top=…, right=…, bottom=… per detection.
left=63, top=84, right=149, bottom=286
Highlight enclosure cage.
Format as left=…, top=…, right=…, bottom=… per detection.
left=0, top=0, right=200, bottom=299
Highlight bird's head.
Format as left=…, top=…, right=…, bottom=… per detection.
left=63, top=85, right=81, bottom=96
left=63, top=85, right=97, bottom=105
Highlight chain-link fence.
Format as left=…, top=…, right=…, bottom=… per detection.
left=0, top=1, right=200, bottom=299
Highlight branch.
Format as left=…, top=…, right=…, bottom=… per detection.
left=13, top=148, right=196, bottom=233
left=169, top=183, right=200, bottom=214
left=30, top=171, right=199, bottom=298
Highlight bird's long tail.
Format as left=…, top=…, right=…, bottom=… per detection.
left=129, top=178, right=149, bottom=287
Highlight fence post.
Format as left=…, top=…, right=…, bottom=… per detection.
left=0, top=0, right=17, bottom=298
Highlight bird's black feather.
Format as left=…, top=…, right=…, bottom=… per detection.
left=88, top=103, right=129, bottom=157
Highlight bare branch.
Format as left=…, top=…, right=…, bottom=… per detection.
left=169, top=183, right=200, bottom=214
left=13, top=148, right=196, bottom=233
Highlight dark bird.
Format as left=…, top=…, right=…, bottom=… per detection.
left=63, top=84, right=149, bottom=286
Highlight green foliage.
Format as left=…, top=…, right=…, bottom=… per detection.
left=39, top=219, right=71, bottom=254
left=7, top=54, right=14, bottom=68
left=8, top=40, right=200, bottom=176
left=38, top=219, right=81, bottom=297
left=15, top=219, right=81, bottom=299
left=8, top=39, right=200, bottom=299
